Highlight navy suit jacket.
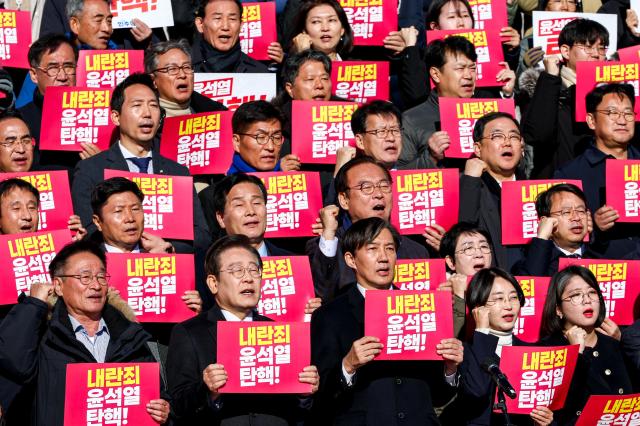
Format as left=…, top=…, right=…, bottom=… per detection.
left=511, top=237, right=601, bottom=277
left=71, top=142, right=211, bottom=253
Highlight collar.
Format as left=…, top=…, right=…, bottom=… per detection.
left=256, top=241, right=268, bottom=257
left=227, top=152, right=281, bottom=174
left=68, top=315, right=109, bottom=336
left=356, top=283, right=392, bottom=298
left=104, top=242, right=141, bottom=253
left=221, top=309, right=254, bottom=322
left=118, top=141, right=152, bottom=160
left=584, top=142, right=640, bottom=166
left=554, top=243, right=583, bottom=257
left=159, top=97, right=192, bottom=118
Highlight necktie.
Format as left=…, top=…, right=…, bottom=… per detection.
left=127, top=157, right=151, bottom=174
left=566, top=254, right=581, bottom=259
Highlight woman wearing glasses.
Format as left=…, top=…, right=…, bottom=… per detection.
left=539, top=266, right=633, bottom=425
left=443, top=267, right=554, bottom=425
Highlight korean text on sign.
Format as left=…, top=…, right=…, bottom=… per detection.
left=499, top=345, right=579, bottom=414
left=257, top=256, right=315, bottom=322
left=0, top=230, right=72, bottom=304
left=63, top=362, right=159, bottom=426
left=194, top=73, right=277, bottom=111
left=468, top=0, right=508, bottom=30
left=393, top=259, right=447, bottom=291
left=606, top=160, right=640, bottom=223
left=110, top=0, right=174, bottom=29
left=331, top=61, right=390, bottom=103
left=0, top=10, right=30, bottom=68
left=513, top=276, right=550, bottom=343
left=365, top=290, right=454, bottom=360
left=339, top=0, right=398, bottom=45
left=217, top=321, right=312, bottom=393
left=77, top=50, right=145, bottom=88
left=239, top=2, right=277, bottom=61
left=576, top=394, right=640, bottom=426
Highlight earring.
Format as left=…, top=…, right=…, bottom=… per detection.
left=558, top=313, right=563, bottom=320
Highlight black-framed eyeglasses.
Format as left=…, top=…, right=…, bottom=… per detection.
left=595, top=109, right=636, bottom=122
left=223, top=265, right=262, bottom=279
left=36, top=64, right=76, bottom=77
left=152, top=64, right=195, bottom=76
left=236, top=132, right=285, bottom=146
left=55, top=272, right=110, bottom=286
left=561, top=289, right=599, bottom=306
left=455, top=244, right=492, bottom=256
left=348, top=180, right=392, bottom=195
left=363, top=127, right=403, bottom=139
left=0, top=137, right=33, bottom=150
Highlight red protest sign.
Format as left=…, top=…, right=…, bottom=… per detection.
left=257, top=256, right=315, bottom=322
left=0, top=171, right=73, bottom=233
left=576, top=394, right=640, bottom=426
left=393, top=259, right=447, bottom=291
left=76, top=50, right=145, bottom=89
left=390, top=169, right=459, bottom=235
left=339, top=0, right=398, bottom=46
left=40, top=87, right=115, bottom=151
left=331, top=61, right=390, bottom=103
left=159, top=111, right=234, bottom=174
left=0, top=229, right=72, bottom=304
left=365, top=290, right=454, bottom=360
left=498, top=345, right=579, bottom=414
left=469, top=0, right=508, bottom=30
left=292, top=101, right=358, bottom=164
left=64, top=362, right=159, bottom=426
left=618, top=45, right=640, bottom=62
left=501, top=179, right=583, bottom=245
left=427, top=29, right=505, bottom=87
left=106, top=253, right=195, bottom=323
left=558, top=258, right=640, bottom=325
left=512, top=276, right=550, bottom=343
left=240, top=2, right=277, bottom=60
left=439, top=98, right=515, bottom=158
left=250, top=171, right=323, bottom=238
left=606, top=159, right=640, bottom=222
left=217, top=322, right=312, bottom=393
left=194, top=73, right=277, bottom=111
left=0, top=10, right=30, bottom=69
left=104, top=170, right=194, bottom=240
left=575, top=61, right=640, bottom=122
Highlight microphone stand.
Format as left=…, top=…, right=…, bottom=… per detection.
left=494, top=388, right=515, bottom=426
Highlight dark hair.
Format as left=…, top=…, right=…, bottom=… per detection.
left=425, top=0, right=475, bottom=28
left=334, top=156, right=392, bottom=195
left=472, top=111, right=520, bottom=142
left=467, top=267, right=526, bottom=310
left=281, top=49, right=332, bottom=88
left=351, top=100, right=402, bottom=135
left=585, top=83, right=635, bottom=114
left=341, top=217, right=400, bottom=256
left=540, top=265, right=606, bottom=337
left=0, top=178, right=40, bottom=211
left=91, top=177, right=144, bottom=217
left=212, top=173, right=267, bottom=216
left=111, top=73, right=159, bottom=113
left=49, top=239, right=107, bottom=279
left=439, top=221, right=492, bottom=260
left=538, top=0, right=582, bottom=11
left=195, top=0, right=243, bottom=18
left=558, top=18, right=609, bottom=49
left=290, top=0, right=353, bottom=56
left=535, top=183, right=588, bottom=217
left=204, top=234, right=262, bottom=278
left=425, top=36, right=477, bottom=71
left=232, top=100, right=284, bottom=134
left=28, top=34, right=78, bottom=68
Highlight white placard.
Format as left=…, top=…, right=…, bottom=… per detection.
left=193, top=73, right=277, bottom=111
left=111, top=0, right=175, bottom=29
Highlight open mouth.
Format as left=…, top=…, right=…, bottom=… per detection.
left=501, top=151, right=514, bottom=158
left=502, top=314, right=515, bottom=322
left=320, top=35, right=333, bottom=42
left=570, top=225, right=584, bottom=234
left=20, top=224, right=33, bottom=231
left=240, top=289, right=256, bottom=296
left=139, top=123, right=155, bottom=133
left=472, top=262, right=486, bottom=271
left=583, top=308, right=594, bottom=318
left=176, top=83, right=189, bottom=91
left=218, top=35, right=232, bottom=43
left=244, top=220, right=260, bottom=228
left=376, top=266, right=391, bottom=276
left=312, top=94, right=327, bottom=101
left=372, top=203, right=386, bottom=212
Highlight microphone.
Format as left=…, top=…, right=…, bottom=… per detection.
left=481, top=356, right=517, bottom=399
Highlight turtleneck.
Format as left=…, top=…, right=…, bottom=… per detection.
left=160, top=97, right=192, bottom=118
left=477, top=328, right=513, bottom=357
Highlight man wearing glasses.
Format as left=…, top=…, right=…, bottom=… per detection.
left=166, top=235, right=319, bottom=425
left=554, top=83, right=640, bottom=259
left=0, top=240, right=171, bottom=425
left=307, top=156, right=429, bottom=301
left=19, top=34, right=100, bottom=169
left=512, top=183, right=601, bottom=276
left=460, top=112, right=525, bottom=271
left=145, top=40, right=227, bottom=119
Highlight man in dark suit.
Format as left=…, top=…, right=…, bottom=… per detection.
left=166, top=235, right=319, bottom=425
left=459, top=111, right=525, bottom=271
left=310, top=217, right=463, bottom=425
left=306, top=156, right=430, bottom=301
left=512, top=183, right=601, bottom=276
left=554, top=83, right=640, bottom=259
left=71, top=73, right=210, bottom=253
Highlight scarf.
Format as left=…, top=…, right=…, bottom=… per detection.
left=198, top=41, right=243, bottom=73
left=160, top=97, right=191, bottom=118
left=227, top=153, right=281, bottom=175
left=560, top=65, right=576, bottom=89
left=489, top=328, right=513, bottom=357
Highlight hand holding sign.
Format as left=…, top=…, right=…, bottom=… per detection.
left=496, top=63, right=516, bottom=96
left=594, top=205, right=620, bottom=231
left=530, top=406, right=554, bottom=426
left=342, top=336, right=384, bottom=374
left=499, top=26, right=520, bottom=49
left=146, top=399, right=170, bottom=425
left=428, top=131, right=451, bottom=161
left=436, top=338, right=464, bottom=374
left=130, top=18, right=152, bottom=42
left=203, top=363, right=228, bottom=399
left=298, top=365, right=320, bottom=395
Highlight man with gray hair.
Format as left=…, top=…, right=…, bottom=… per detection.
left=145, top=39, right=226, bottom=118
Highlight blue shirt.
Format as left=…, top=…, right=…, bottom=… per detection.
left=68, top=315, right=110, bottom=363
